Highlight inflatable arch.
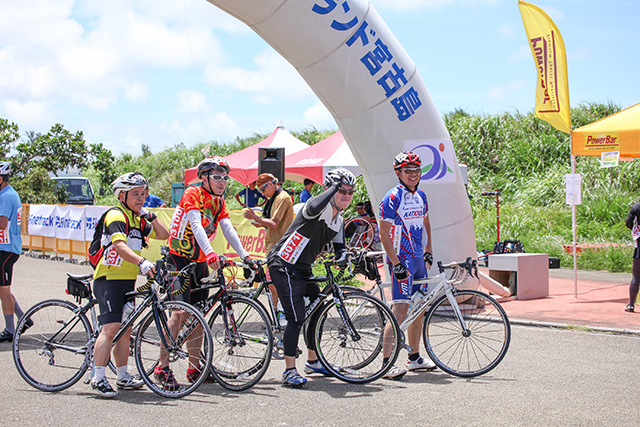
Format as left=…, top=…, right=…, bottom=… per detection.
left=206, top=0, right=478, bottom=280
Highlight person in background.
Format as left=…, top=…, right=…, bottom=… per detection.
left=144, top=192, right=167, bottom=208
left=91, top=172, right=170, bottom=398
left=235, top=181, right=265, bottom=208
left=299, top=178, right=315, bottom=203
left=379, top=151, right=436, bottom=380
left=243, top=173, right=294, bottom=323
left=625, top=202, right=640, bottom=312
left=0, top=162, right=29, bottom=343
left=355, top=202, right=368, bottom=218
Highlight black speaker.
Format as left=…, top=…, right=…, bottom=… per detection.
left=258, top=147, right=285, bottom=182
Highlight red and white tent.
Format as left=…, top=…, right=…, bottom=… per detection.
left=184, top=120, right=309, bottom=186
left=285, top=130, right=361, bottom=184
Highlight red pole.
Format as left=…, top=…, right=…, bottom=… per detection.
left=495, top=191, right=500, bottom=242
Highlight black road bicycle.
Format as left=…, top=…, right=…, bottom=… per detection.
left=12, top=253, right=213, bottom=398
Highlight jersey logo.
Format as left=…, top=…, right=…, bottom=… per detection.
left=169, top=205, right=187, bottom=239
left=278, top=231, right=310, bottom=264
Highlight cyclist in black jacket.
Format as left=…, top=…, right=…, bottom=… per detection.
left=267, top=168, right=356, bottom=387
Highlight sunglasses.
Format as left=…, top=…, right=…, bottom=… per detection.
left=401, top=167, right=421, bottom=174
left=338, top=188, right=355, bottom=196
left=258, top=181, right=271, bottom=193
left=208, top=174, right=229, bottom=182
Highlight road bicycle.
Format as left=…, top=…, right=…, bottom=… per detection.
left=174, top=256, right=273, bottom=392
left=349, top=250, right=511, bottom=377
left=232, top=255, right=403, bottom=384
left=12, top=254, right=214, bottom=398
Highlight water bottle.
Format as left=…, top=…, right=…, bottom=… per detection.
left=408, top=289, right=424, bottom=312
left=122, top=301, right=135, bottom=323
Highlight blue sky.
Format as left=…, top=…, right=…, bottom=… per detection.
left=1, top=0, right=638, bottom=155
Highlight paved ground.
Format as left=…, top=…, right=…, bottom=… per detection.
left=490, top=267, right=640, bottom=334
left=2, top=256, right=640, bottom=426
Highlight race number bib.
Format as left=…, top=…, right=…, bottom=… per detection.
left=102, top=245, right=124, bottom=267
left=169, top=205, right=188, bottom=239
left=389, top=224, right=401, bottom=254
left=277, top=231, right=310, bottom=264
left=0, top=222, right=9, bottom=244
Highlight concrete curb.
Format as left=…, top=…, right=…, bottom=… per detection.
left=508, top=316, right=640, bottom=336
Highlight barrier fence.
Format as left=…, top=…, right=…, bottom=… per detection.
left=20, top=204, right=267, bottom=264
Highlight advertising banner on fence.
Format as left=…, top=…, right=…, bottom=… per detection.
left=141, top=209, right=267, bottom=263
left=55, top=205, right=85, bottom=241
left=28, top=204, right=57, bottom=238
left=84, top=206, right=110, bottom=242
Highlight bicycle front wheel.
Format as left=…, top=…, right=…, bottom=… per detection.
left=314, top=292, right=401, bottom=384
left=13, top=299, right=92, bottom=392
left=134, top=300, right=213, bottom=398
left=423, top=289, right=511, bottom=377
left=207, top=295, right=273, bottom=391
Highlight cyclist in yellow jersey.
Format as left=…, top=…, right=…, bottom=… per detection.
left=91, top=172, right=169, bottom=398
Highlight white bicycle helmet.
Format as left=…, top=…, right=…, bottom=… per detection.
left=324, top=168, right=357, bottom=188
left=111, top=171, right=148, bottom=196
left=0, top=161, right=11, bottom=176
left=197, top=156, right=230, bottom=178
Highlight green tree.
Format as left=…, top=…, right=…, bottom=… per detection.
left=1, top=120, right=115, bottom=204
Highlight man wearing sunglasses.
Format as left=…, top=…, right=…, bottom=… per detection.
left=379, top=150, right=436, bottom=380
left=165, top=156, right=257, bottom=386
left=244, top=173, right=294, bottom=320
left=266, top=168, right=357, bottom=387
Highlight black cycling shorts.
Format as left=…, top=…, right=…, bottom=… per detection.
left=167, top=253, right=209, bottom=304
left=0, top=251, right=19, bottom=287
left=93, top=278, right=135, bottom=325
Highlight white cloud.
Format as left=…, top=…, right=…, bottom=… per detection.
left=3, top=100, right=52, bottom=129
left=303, top=102, right=336, bottom=129
left=176, top=89, right=209, bottom=115
left=124, top=82, right=149, bottom=102
left=487, top=80, right=526, bottom=103
left=204, top=49, right=313, bottom=104
left=370, top=0, right=502, bottom=12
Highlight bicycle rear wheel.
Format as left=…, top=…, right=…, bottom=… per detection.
left=13, top=299, right=92, bottom=392
left=314, top=292, right=400, bottom=384
left=134, top=300, right=213, bottom=398
left=207, top=295, right=273, bottom=391
left=423, top=289, right=511, bottom=377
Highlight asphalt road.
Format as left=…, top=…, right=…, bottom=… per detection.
left=2, top=256, right=639, bottom=426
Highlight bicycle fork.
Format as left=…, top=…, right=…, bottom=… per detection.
left=443, top=287, right=470, bottom=335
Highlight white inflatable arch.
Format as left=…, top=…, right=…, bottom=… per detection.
left=206, top=0, right=478, bottom=278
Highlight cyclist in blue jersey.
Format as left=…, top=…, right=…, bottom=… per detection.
left=379, top=151, right=436, bottom=380
left=0, top=162, right=29, bottom=343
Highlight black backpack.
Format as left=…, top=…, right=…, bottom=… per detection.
left=87, top=207, right=146, bottom=269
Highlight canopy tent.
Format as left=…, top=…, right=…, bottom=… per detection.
left=572, top=102, right=640, bottom=157
left=184, top=120, right=309, bottom=186
left=285, top=131, right=361, bottom=184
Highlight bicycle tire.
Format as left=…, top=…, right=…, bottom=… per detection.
left=314, top=292, right=401, bottom=384
left=134, top=300, right=213, bottom=398
left=13, top=299, right=92, bottom=392
left=207, top=295, right=273, bottom=391
left=423, top=289, right=511, bottom=377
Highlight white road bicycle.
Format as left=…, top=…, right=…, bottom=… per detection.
left=348, top=250, right=511, bottom=377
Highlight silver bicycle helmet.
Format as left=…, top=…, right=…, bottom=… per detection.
left=197, top=156, right=230, bottom=178
left=111, top=171, right=148, bottom=196
left=0, top=161, right=11, bottom=176
left=324, top=168, right=357, bottom=188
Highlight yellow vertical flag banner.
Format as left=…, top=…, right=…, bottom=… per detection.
left=519, top=0, right=571, bottom=134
